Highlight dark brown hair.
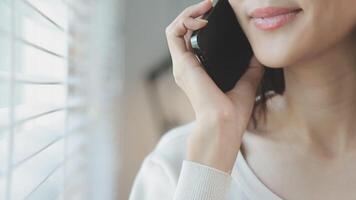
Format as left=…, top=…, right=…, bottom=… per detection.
left=251, top=67, right=285, bottom=129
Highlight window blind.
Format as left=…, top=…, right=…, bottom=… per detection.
left=0, top=0, right=89, bottom=199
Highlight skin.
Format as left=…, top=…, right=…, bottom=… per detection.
left=165, top=0, right=356, bottom=199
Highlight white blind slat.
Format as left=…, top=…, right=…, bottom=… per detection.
left=24, top=164, right=63, bottom=200
left=0, top=105, right=65, bottom=130
left=15, top=0, right=67, bottom=32
left=13, top=119, right=85, bottom=168
left=17, top=37, right=66, bottom=59
left=25, top=0, right=68, bottom=31
left=26, top=163, right=64, bottom=200
left=0, top=71, right=66, bottom=85
left=0, top=1, right=11, bottom=33
left=0, top=7, right=67, bottom=56
left=1, top=0, right=91, bottom=199
left=0, top=132, right=9, bottom=176
left=0, top=175, right=5, bottom=199
left=16, top=43, right=67, bottom=80
left=0, top=98, right=85, bottom=130
left=0, top=79, right=10, bottom=112
left=11, top=140, right=64, bottom=199
left=0, top=30, right=11, bottom=72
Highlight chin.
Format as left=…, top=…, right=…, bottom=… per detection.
left=252, top=45, right=301, bottom=68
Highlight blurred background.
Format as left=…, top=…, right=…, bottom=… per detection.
left=0, top=0, right=199, bottom=199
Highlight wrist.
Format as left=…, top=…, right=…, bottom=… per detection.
left=187, top=128, right=241, bottom=173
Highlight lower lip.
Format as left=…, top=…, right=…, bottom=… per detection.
left=251, top=10, right=301, bottom=31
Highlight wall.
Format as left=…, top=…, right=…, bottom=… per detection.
left=119, top=0, right=198, bottom=199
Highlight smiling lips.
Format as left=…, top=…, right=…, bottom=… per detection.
left=249, top=7, right=302, bottom=31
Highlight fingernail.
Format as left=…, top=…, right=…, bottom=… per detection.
left=204, top=0, right=213, bottom=4
left=196, top=18, right=208, bottom=23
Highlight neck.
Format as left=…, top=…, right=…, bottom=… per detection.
left=281, top=34, right=356, bottom=156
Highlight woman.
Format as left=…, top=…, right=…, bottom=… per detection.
left=130, top=0, right=356, bottom=199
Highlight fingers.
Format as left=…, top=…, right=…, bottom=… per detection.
left=226, top=56, right=265, bottom=117
left=185, top=18, right=209, bottom=30
left=166, top=0, right=212, bottom=58
left=184, top=29, right=193, bottom=51
left=176, top=60, right=225, bottom=116
left=179, top=0, right=213, bottom=18
left=184, top=18, right=207, bottom=50
left=239, top=56, right=265, bottom=89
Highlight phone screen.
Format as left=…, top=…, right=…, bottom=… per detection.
left=190, top=0, right=253, bottom=92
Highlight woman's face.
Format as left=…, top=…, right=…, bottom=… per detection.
left=229, top=0, right=356, bottom=68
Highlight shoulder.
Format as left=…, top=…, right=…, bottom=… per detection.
left=155, top=120, right=196, bottom=153
left=149, top=120, right=196, bottom=169
left=142, top=120, right=197, bottom=183
left=130, top=121, right=197, bottom=199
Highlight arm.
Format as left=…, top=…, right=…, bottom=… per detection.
left=130, top=156, right=232, bottom=200
left=174, top=160, right=232, bottom=200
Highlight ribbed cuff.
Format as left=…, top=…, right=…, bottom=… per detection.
left=173, top=160, right=232, bottom=200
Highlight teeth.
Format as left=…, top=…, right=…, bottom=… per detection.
left=254, top=10, right=300, bottom=20
left=256, top=12, right=294, bottom=21
left=252, top=11, right=299, bottom=29
left=251, top=9, right=301, bottom=30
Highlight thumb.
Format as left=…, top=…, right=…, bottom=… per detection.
left=226, top=56, right=265, bottom=114
left=240, top=56, right=264, bottom=89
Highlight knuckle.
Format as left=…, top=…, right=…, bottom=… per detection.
left=165, top=25, right=169, bottom=34
left=213, top=110, right=235, bottom=123
left=172, top=55, right=189, bottom=82
left=195, top=111, right=237, bottom=139
left=177, top=17, right=186, bottom=28
left=165, top=16, right=180, bottom=36
left=182, top=6, right=192, bottom=15
left=201, top=109, right=235, bottom=125
left=172, top=65, right=185, bottom=85
left=165, top=24, right=173, bottom=36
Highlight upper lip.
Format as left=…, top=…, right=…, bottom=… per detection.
left=249, top=7, right=302, bottom=18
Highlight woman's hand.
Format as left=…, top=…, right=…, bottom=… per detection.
left=165, top=0, right=265, bottom=173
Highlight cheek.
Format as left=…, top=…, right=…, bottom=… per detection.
left=233, top=0, right=356, bottom=68
left=229, top=1, right=311, bottom=67
left=297, top=1, right=356, bottom=59
left=243, top=13, right=310, bottom=68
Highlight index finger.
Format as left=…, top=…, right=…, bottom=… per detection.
left=165, top=0, right=212, bottom=58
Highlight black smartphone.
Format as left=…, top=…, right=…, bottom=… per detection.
left=190, top=0, right=253, bottom=92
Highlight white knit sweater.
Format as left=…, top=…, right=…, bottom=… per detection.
left=129, top=121, right=283, bottom=200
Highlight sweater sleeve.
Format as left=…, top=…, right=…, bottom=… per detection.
left=129, top=156, right=232, bottom=200
left=174, top=160, right=232, bottom=200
